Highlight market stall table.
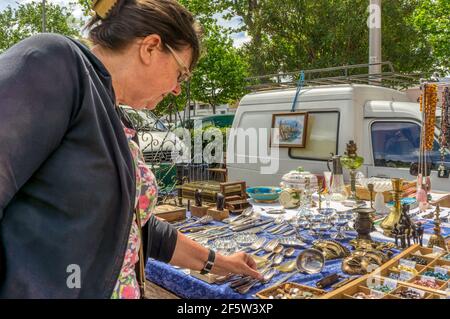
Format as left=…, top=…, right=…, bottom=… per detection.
left=145, top=193, right=450, bottom=299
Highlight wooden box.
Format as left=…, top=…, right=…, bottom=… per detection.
left=346, top=180, right=416, bottom=203
left=179, top=181, right=243, bottom=203
left=190, top=204, right=211, bottom=218
left=256, top=282, right=326, bottom=299
left=154, top=205, right=186, bottom=222
left=207, top=208, right=229, bottom=221
left=324, top=245, right=449, bottom=299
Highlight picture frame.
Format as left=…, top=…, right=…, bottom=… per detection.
left=271, top=112, right=308, bottom=148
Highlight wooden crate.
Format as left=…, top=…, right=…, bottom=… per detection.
left=323, top=245, right=449, bottom=299
left=256, top=282, right=327, bottom=299
left=179, top=181, right=244, bottom=203
left=154, top=205, right=186, bottom=222
left=346, top=180, right=416, bottom=203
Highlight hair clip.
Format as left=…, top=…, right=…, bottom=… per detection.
left=92, top=0, right=119, bottom=19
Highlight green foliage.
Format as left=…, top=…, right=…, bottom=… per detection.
left=412, top=0, right=450, bottom=72
left=153, top=84, right=190, bottom=117
left=222, top=0, right=443, bottom=75
left=77, top=0, right=93, bottom=16
left=190, top=21, right=249, bottom=113
left=0, top=1, right=82, bottom=53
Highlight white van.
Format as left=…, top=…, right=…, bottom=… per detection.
left=227, top=84, right=450, bottom=191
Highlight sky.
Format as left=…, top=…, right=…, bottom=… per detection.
left=0, top=0, right=251, bottom=47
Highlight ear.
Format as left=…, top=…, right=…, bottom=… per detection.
left=139, top=34, right=163, bottom=66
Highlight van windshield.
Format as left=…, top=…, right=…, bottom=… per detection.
left=371, top=121, right=450, bottom=169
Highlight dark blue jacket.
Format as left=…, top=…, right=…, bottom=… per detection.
left=0, top=34, right=176, bottom=298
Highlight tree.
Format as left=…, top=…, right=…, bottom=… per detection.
left=412, top=0, right=450, bottom=72
left=190, top=21, right=249, bottom=114
left=0, top=1, right=82, bottom=53
left=222, top=0, right=437, bottom=75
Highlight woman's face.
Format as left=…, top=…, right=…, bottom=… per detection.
left=120, top=35, right=193, bottom=110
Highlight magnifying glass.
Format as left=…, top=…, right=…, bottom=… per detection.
left=273, top=248, right=325, bottom=286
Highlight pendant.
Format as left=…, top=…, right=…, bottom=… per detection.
left=437, top=164, right=449, bottom=178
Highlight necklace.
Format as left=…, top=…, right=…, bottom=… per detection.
left=441, top=87, right=450, bottom=149
left=438, top=87, right=450, bottom=178
left=423, top=84, right=438, bottom=151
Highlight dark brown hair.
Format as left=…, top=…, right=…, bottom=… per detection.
left=87, top=0, right=202, bottom=69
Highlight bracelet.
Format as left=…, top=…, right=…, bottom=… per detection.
left=200, top=249, right=216, bottom=275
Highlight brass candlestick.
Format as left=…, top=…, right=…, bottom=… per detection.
left=427, top=205, right=448, bottom=251
left=380, top=178, right=403, bottom=237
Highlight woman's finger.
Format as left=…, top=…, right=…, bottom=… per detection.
left=242, top=265, right=263, bottom=280
left=245, top=254, right=258, bottom=270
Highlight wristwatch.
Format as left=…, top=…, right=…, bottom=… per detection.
left=200, top=249, right=216, bottom=275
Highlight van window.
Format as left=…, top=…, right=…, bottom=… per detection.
left=289, top=111, right=340, bottom=161
left=371, top=121, right=450, bottom=169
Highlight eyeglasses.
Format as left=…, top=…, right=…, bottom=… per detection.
left=165, top=44, right=192, bottom=83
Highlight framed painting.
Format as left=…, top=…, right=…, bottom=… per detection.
left=271, top=112, right=308, bottom=148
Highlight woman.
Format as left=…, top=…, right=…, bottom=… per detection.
left=0, top=0, right=261, bottom=299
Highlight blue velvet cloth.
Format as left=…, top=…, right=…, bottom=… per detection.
left=420, top=220, right=450, bottom=237
left=145, top=218, right=403, bottom=299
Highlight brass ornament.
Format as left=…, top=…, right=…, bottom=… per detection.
left=427, top=205, right=448, bottom=252
left=353, top=207, right=375, bottom=241
left=312, top=240, right=350, bottom=260
left=349, top=239, right=396, bottom=251
left=342, top=249, right=391, bottom=276
left=343, top=239, right=393, bottom=275
left=380, top=178, right=403, bottom=237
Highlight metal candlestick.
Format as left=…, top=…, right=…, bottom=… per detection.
left=427, top=205, right=448, bottom=251
left=380, top=178, right=403, bottom=237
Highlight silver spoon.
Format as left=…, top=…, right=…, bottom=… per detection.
left=241, top=237, right=266, bottom=252
left=177, top=215, right=213, bottom=231
left=236, top=268, right=278, bottom=294
left=252, top=239, right=278, bottom=254
left=261, top=244, right=283, bottom=260
left=283, top=247, right=296, bottom=257
left=225, top=208, right=254, bottom=224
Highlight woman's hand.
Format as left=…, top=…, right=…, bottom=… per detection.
left=211, top=252, right=263, bottom=280
left=169, top=232, right=262, bottom=280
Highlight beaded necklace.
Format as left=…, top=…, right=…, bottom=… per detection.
left=438, top=87, right=450, bottom=177
left=421, top=84, right=438, bottom=151
left=417, top=84, right=438, bottom=196
left=441, top=87, right=450, bottom=149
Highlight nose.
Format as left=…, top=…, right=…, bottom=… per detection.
left=171, top=83, right=182, bottom=96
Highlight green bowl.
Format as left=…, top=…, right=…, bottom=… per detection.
left=246, top=187, right=282, bottom=202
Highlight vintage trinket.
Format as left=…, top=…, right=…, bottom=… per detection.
left=381, top=178, right=403, bottom=237
left=427, top=205, right=449, bottom=252
left=316, top=273, right=342, bottom=289
left=412, top=278, right=442, bottom=290
left=206, top=192, right=229, bottom=221
left=352, top=292, right=379, bottom=299
left=312, top=240, right=350, bottom=260
left=341, top=140, right=364, bottom=201
left=353, top=207, right=375, bottom=241
left=392, top=288, right=425, bottom=299
left=279, top=188, right=301, bottom=209
left=422, top=270, right=450, bottom=281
